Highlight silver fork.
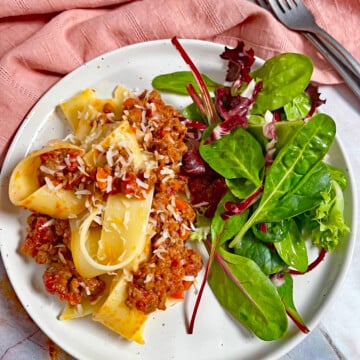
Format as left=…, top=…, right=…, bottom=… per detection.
left=268, top=0, right=360, bottom=79
left=257, top=0, right=360, bottom=99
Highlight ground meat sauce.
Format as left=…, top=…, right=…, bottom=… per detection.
left=22, top=214, right=106, bottom=305
left=123, top=90, right=202, bottom=314
left=22, top=89, right=203, bottom=314
left=38, top=148, right=91, bottom=190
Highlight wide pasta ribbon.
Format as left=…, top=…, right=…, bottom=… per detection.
left=9, top=141, right=87, bottom=219
left=70, top=187, right=154, bottom=278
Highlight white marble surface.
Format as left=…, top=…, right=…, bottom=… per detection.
left=0, top=82, right=359, bottom=360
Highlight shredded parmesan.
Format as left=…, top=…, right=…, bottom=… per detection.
left=106, top=146, right=114, bottom=167
left=153, top=246, right=167, bottom=259
left=39, top=165, right=56, bottom=176
left=40, top=218, right=55, bottom=229
left=106, top=175, right=113, bottom=193
left=76, top=155, right=89, bottom=176
left=58, top=250, right=67, bottom=265
left=144, top=274, right=154, bottom=284
left=44, top=177, right=62, bottom=191
left=183, top=275, right=195, bottom=282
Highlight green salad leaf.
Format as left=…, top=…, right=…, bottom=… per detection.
left=208, top=248, right=288, bottom=340
left=307, top=180, right=350, bottom=251
left=230, top=113, right=336, bottom=247
left=153, top=39, right=350, bottom=342
left=251, top=53, right=313, bottom=114
left=151, top=71, right=219, bottom=95
left=199, top=125, right=264, bottom=185
left=275, top=272, right=309, bottom=333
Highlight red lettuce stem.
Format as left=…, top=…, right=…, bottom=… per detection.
left=222, top=184, right=263, bottom=219
left=286, top=310, right=310, bottom=334
left=289, top=248, right=327, bottom=275
left=171, top=37, right=216, bottom=125
left=188, top=243, right=216, bottom=334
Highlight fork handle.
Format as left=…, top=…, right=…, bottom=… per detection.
left=304, top=32, right=360, bottom=99
left=312, top=26, right=360, bottom=79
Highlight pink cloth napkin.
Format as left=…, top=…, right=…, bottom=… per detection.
left=1, top=0, right=359, bottom=167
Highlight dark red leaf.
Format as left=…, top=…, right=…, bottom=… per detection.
left=220, top=41, right=255, bottom=83
left=306, top=83, right=326, bottom=117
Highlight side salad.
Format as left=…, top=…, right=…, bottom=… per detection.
left=151, top=37, right=350, bottom=341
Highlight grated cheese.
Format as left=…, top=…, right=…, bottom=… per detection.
left=106, top=175, right=113, bottom=193
left=40, top=165, right=56, bottom=176
left=39, top=218, right=55, bottom=229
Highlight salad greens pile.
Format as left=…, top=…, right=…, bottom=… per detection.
left=152, top=37, right=350, bottom=341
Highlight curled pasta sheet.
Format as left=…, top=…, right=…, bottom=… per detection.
left=64, top=223, right=152, bottom=343
left=93, top=273, right=148, bottom=344
left=71, top=187, right=154, bottom=278
left=59, top=86, right=127, bottom=149
left=69, top=112, right=153, bottom=275
left=9, top=141, right=86, bottom=219
left=83, top=119, right=145, bottom=170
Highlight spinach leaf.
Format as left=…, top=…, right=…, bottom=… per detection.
left=233, top=231, right=286, bottom=275
left=182, top=102, right=207, bottom=122
left=274, top=219, right=308, bottom=273
left=199, top=125, right=264, bottom=185
left=251, top=53, right=313, bottom=114
left=152, top=71, right=219, bottom=95
left=208, top=248, right=288, bottom=340
left=225, top=177, right=258, bottom=199
left=283, top=92, right=311, bottom=120
left=252, top=219, right=291, bottom=243
left=211, top=191, right=249, bottom=246
left=265, top=160, right=332, bottom=221
left=274, top=272, right=309, bottom=333
left=230, top=113, right=336, bottom=246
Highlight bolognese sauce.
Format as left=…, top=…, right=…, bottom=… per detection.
left=22, top=214, right=106, bottom=305
left=21, top=89, right=202, bottom=315
left=123, top=90, right=202, bottom=313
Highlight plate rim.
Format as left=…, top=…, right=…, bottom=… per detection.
left=0, top=38, right=357, bottom=360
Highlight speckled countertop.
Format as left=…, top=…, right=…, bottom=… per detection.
left=1, top=83, right=359, bottom=359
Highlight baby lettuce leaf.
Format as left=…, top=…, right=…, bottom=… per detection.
left=275, top=272, right=309, bottom=333
left=230, top=113, right=336, bottom=247
left=211, top=191, right=249, bottom=246
left=208, top=248, right=288, bottom=340
left=199, top=125, right=264, bottom=185
left=251, top=53, right=313, bottom=114
left=233, top=231, right=286, bottom=275
left=274, top=219, right=308, bottom=273
left=327, top=164, right=348, bottom=190
left=152, top=71, right=219, bottom=95
left=309, top=180, right=350, bottom=251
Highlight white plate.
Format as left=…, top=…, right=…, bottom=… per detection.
left=0, top=39, right=357, bottom=360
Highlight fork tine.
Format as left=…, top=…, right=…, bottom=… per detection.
left=256, top=0, right=271, bottom=10
left=288, top=0, right=300, bottom=9
left=268, top=0, right=360, bottom=84
left=268, top=0, right=286, bottom=15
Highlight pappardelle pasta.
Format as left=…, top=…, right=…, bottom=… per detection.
left=9, top=86, right=203, bottom=344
